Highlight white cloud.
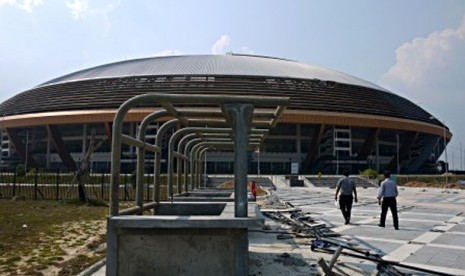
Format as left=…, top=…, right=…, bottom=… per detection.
left=153, top=49, right=183, bottom=57
left=381, top=16, right=465, bottom=169
left=66, top=0, right=119, bottom=25
left=211, top=34, right=231, bottom=54
left=66, top=0, right=87, bottom=20
left=381, top=16, right=465, bottom=102
left=0, top=0, right=43, bottom=12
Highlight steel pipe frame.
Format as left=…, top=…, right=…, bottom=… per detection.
left=197, top=147, right=211, bottom=189
left=176, top=134, right=231, bottom=194
left=191, top=137, right=261, bottom=192
left=180, top=134, right=266, bottom=193
left=195, top=142, right=263, bottom=190
left=161, top=123, right=269, bottom=202
left=135, top=113, right=267, bottom=208
left=167, top=127, right=233, bottom=199
left=188, top=140, right=260, bottom=198
left=111, top=93, right=288, bottom=216
left=189, top=143, right=212, bottom=190
left=134, top=114, right=270, bottom=211
left=183, top=138, right=204, bottom=191
left=135, top=110, right=169, bottom=214
left=176, top=133, right=198, bottom=194
left=190, top=143, right=228, bottom=188
left=153, top=119, right=181, bottom=206
left=169, top=127, right=265, bottom=196
left=136, top=115, right=228, bottom=210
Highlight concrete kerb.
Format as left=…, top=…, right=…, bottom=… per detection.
left=77, top=259, right=106, bottom=276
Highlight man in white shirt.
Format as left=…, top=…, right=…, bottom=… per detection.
left=377, top=171, right=399, bottom=230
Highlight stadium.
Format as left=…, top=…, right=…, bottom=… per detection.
left=0, top=54, right=451, bottom=174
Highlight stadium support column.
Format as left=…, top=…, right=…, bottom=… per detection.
left=224, top=103, right=254, bottom=218
left=82, top=124, right=87, bottom=162
left=296, top=124, right=301, bottom=168
left=376, top=134, right=380, bottom=172
left=46, top=131, right=51, bottom=169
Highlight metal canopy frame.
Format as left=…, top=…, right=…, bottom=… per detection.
left=110, top=93, right=289, bottom=217
left=167, top=127, right=269, bottom=200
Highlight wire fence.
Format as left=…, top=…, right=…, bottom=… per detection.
left=0, top=169, right=168, bottom=201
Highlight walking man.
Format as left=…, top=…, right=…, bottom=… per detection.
left=378, top=171, right=399, bottom=230
left=335, top=171, right=357, bottom=225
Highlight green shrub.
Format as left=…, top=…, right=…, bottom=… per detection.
left=16, top=164, right=25, bottom=177
left=360, top=168, right=378, bottom=179
left=28, top=168, right=37, bottom=176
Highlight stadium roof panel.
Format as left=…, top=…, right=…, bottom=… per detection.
left=40, top=54, right=389, bottom=92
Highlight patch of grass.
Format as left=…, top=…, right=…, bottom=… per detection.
left=0, top=199, right=108, bottom=274
left=2, top=255, right=21, bottom=266
left=63, top=197, right=109, bottom=207
left=57, top=254, right=103, bottom=276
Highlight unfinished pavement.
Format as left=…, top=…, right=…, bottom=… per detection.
left=85, top=176, right=465, bottom=275
left=252, top=176, right=465, bottom=275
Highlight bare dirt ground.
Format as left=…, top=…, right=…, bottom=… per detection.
left=0, top=200, right=108, bottom=275
left=403, top=181, right=465, bottom=189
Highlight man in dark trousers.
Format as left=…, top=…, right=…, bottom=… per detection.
left=335, top=171, right=357, bottom=225
left=378, top=171, right=399, bottom=230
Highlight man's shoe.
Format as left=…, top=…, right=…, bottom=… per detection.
left=345, top=220, right=350, bottom=225
left=378, top=224, right=385, bottom=227
left=394, top=227, right=399, bottom=230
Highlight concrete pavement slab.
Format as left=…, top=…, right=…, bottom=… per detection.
left=269, top=182, right=465, bottom=275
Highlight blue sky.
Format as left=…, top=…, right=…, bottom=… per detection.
left=1, top=0, right=465, bottom=169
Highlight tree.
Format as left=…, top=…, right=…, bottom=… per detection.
left=72, top=133, right=107, bottom=203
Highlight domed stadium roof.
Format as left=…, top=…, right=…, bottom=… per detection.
left=0, top=54, right=441, bottom=129
left=40, top=54, right=388, bottom=92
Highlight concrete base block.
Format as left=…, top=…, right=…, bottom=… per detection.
left=117, top=228, right=247, bottom=276
left=106, top=202, right=261, bottom=276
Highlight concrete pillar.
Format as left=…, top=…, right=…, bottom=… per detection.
left=224, top=103, right=254, bottom=218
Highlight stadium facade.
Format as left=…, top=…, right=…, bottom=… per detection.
left=0, top=54, right=451, bottom=174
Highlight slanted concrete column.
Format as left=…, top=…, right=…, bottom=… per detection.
left=224, top=103, right=254, bottom=218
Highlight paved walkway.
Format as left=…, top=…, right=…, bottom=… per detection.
left=266, top=180, right=465, bottom=275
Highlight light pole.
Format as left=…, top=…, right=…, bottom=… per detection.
left=396, top=134, right=400, bottom=174
left=461, top=142, right=463, bottom=170
left=256, top=147, right=261, bottom=177
left=25, top=129, right=29, bottom=173
left=203, top=151, right=207, bottom=188
left=430, top=116, right=448, bottom=184
left=443, top=124, right=449, bottom=184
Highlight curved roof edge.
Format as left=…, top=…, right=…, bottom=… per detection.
left=0, top=108, right=451, bottom=140
left=39, top=54, right=389, bottom=92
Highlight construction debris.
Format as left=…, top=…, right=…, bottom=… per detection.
left=256, top=190, right=453, bottom=276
